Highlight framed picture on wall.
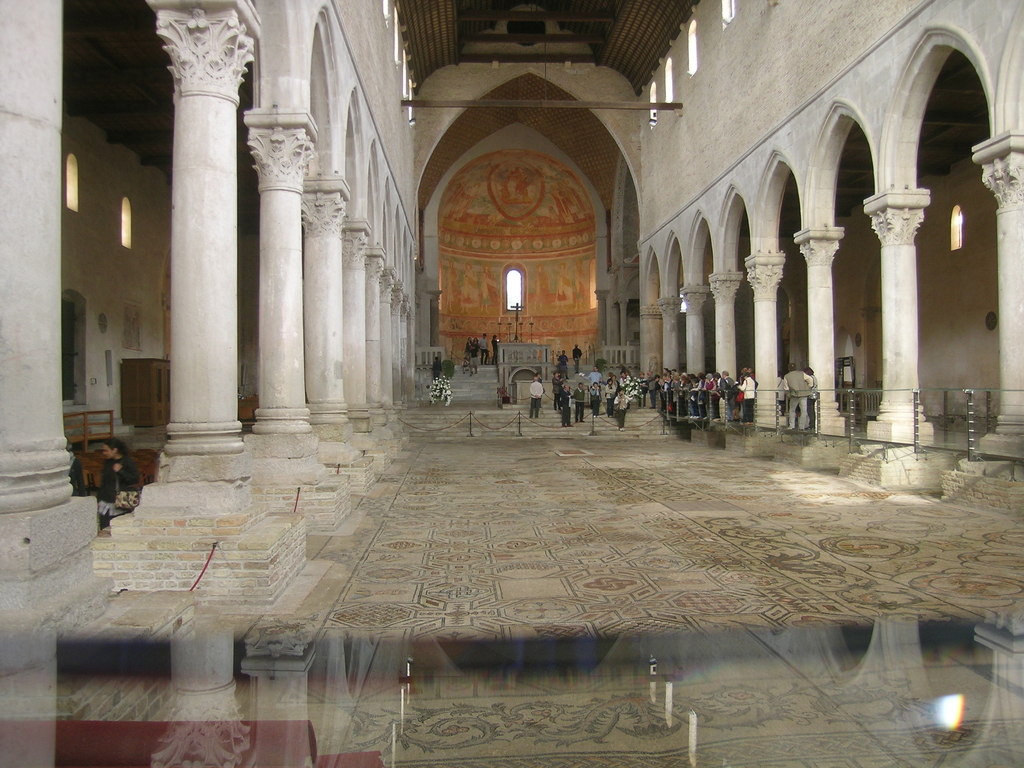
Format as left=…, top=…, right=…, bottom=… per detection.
left=123, top=303, right=141, bottom=351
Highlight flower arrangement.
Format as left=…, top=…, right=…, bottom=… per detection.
left=619, top=375, right=643, bottom=404
left=429, top=376, right=453, bottom=406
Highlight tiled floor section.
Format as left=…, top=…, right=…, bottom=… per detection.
left=285, top=437, right=1024, bottom=642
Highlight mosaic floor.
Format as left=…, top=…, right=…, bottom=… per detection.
left=279, top=436, right=1024, bottom=642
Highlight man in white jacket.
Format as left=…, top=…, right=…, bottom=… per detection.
left=529, top=374, right=544, bottom=419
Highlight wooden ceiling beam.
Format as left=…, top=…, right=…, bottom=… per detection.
left=458, top=11, right=615, bottom=23
left=459, top=53, right=595, bottom=64
left=461, top=33, right=605, bottom=45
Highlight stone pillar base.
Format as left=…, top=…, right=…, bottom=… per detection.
left=311, top=419, right=353, bottom=446
left=369, top=407, right=388, bottom=428
left=979, top=432, right=1024, bottom=460
left=348, top=408, right=372, bottom=434
left=251, top=477, right=351, bottom=533
left=942, top=460, right=1024, bottom=514
left=726, top=430, right=777, bottom=458
left=334, top=456, right=376, bottom=496
left=245, top=433, right=327, bottom=487
left=92, top=508, right=306, bottom=605
left=316, top=439, right=362, bottom=467
left=839, top=444, right=954, bottom=491
left=773, top=435, right=849, bottom=470
left=0, top=497, right=110, bottom=633
left=866, top=406, right=934, bottom=445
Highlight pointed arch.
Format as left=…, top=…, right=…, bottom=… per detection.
left=684, top=213, right=713, bottom=286
left=344, top=89, right=365, bottom=219
left=879, top=26, right=994, bottom=191
left=805, top=101, right=878, bottom=229
left=367, top=141, right=380, bottom=239
left=664, top=232, right=682, bottom=297
left=995, top=3, right=1024, bottom=133
left=719, top=186, right=750, bottom=272
left=643, top=246, right=662, bottom=306
left=308, top=12, right=342, bottom=178
left=753, top=152, right=801, bottom=252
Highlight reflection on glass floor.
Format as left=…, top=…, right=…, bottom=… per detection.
left=9, top=617, right=1024, bottom=768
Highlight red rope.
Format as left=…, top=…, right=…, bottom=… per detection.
left=189, top=542, right=218, bottom=591
left=396, top=414, right=470, bottom=432
left=472, top=414, right=518, bottom=431
left=292, top=486, right=301, bottom=514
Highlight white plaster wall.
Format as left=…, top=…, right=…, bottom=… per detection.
left=61, top=116, right=171, bottom=415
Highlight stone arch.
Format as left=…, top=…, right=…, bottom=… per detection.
left=344, top=90, right=365, bottom=219
left=308, top=11, right=343, bottom=178
left=879, top=25, right=995, bottom=191
left=684, top=213, right=713, bottom=286
left=719, top=186, right=750, bottom=271
left=995, top=3, right=1024, bottom=133
left=367, top=141, right=380, bottom=240
left=805, top=101, right=878, bottom=229
left=643, top=246, right=661, bottom=306
left=661, top=231, right=681, bottom=297
left=753, top=152, right=801, bottom=252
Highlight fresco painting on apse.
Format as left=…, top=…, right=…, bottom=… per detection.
left=438, top=150, right=598, bottom=350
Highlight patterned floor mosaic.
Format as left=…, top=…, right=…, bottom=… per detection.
left=297, top=437, right=1024, bottom=642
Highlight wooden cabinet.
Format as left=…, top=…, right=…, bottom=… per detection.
left=121, top=358, right=170, bottom=427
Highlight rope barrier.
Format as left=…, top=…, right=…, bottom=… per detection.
left=472, top=413, right=518, bottom=431
left=395, top=414, right=470, bottom=432
left=189, top=542, right=218, bottom=591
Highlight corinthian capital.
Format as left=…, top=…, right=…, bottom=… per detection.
left=247, top=125, right=314, bottom=193
left=657, top=297, right=681, bottom=317
left=709, top=272, right=743, bottom=303
left=301, top=191, right=346, bottom=238
left=640, top=305, right=662, bottom=318
left=744, top=252, right=785, bottom=301
left=682, top=284, right=710, bottom=313
left=380, top=267, right=396, bottom=299
left=342, top=220, right=370, bottom=269
left=151, top=7, right=255, bottom=102
left=364, top=247, right=385, bottom=284
left=391, top=283, right=405, bottom=309
left=869, top=207, right=925, bottom=247
left=799, top=239, right=840, bottom=269
left=982, top=153, right=1024, bottom=210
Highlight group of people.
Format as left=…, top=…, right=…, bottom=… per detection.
left=529, top=365, right=634, bottom=431
left=461, top=334, right=499, bottom=375
left=555, top=345, right=584, bottom=375
left=639, top=368, right=759, bottom=425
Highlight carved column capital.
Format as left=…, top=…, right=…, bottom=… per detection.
left=682, top=284, right=711, bottom=313
left=640, top=305, right=662, bottom=318
left=391, top=283, right=405, bottom=310
left=247, top=125, right=314, bottom=193
left=869, top=207, right=925, bottom=247
left=657, top=297, right=681, bottom=317
left=982, top=152, right=1024, bottom=210
left=709, top=272, right=743, bottom=303
left=364, top=247, right=385, bottom=284
left=301, top=191, right=346, bottom=238
left=744, top=252, right=785, bottom=301
left=342, top=221, right=370, bottom=269
left=152, top=6, right=255, bottom=103
left=379, top=267, right=395, bottom=300
left=799, top=239, right=840, bottom=269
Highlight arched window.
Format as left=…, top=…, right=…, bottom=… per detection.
left=687, top=20, right=698, bottom=75
left=649, top=81, right=658, bottom=127
left=382, top=0, right=390, bottom=20
left=664, top=57, right=674, bottom=103
left=950, top=205, right=964, bottom=250
left=722, top=0, right=736, bottom=25
left=66, top=154, right=79, bottom=212
left=121, top=197, right=132, bottom=249
left=393, top=5, right=401, bottom=63
left=505, top=268, right=524, bottom=311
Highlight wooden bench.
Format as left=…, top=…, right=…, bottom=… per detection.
left=64, top=410, right=114, bottom=451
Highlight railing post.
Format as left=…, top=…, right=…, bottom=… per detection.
left=912, top=389, right=920, bottom=455
left=517, top=412, right=522, bottom=437
left=985, top=389, right=992, bottom=434
left=590, top=411, right=596, bottom=436
left=965, top=389, right=976, bottom=461
left=814, top=395, right=821, bottom=438
left=847, top=388, right=855, bottom=452
left=468, top=411, right=474, bottom=438
left=775, top=391, right=781, bottom=435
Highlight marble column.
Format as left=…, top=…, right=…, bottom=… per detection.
left=975, top=135, right=1024, bottom=458
left=682, top=285, right=711, bottom=373
left=379, top=268, right=395, bottom=417
left=596, top=289, right=610, bottom=347
left=795, top=228, right=846, bottom=435
left=144, top=1, right=258, bottom=512
left=364, top=247, right=386, bottom=427
left=658, top=297, right=682, bottom=370
left=403, top=296, right=416, bottom=404
left=639, top=304, right=662, bottom=373
left=302, top=179, right=359, bottom=465
left=864, top=191, right=933, bottom=444
left=391, top=283, right=405, bottom=408
left=425, top=289, right=441, bottom=346
left=745, top=252, right=785, bottom=426
left=342, top=221, right=371, bottom=433
left=709, top=271, right=743, bottom=376
left=0, top=0, right=108, bottom=628
left=618, top=301, right=629, bottom=347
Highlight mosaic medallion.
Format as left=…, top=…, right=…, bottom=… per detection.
left=909, top=573, right=1024, bottom=599
left=818, top=536, right=918, bottom=558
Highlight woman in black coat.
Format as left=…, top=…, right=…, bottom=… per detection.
left=97, top=438, right=139, bottom=529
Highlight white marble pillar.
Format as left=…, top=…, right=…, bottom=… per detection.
left=364, top=247, right=386, bottom=426
left=639, top=304, right=662, bottom=373
left=391, top=283, right=405, bottom=408
left=682, top=285, right=710, bottom=373
left=709, top=271, right=743, bottom=376
left=864, top=191, right=933, bottom=444
left=658, top=297, right=682, bottom=370
left=302, top=180, right=349, bottom=433
left=596, top=289, right=610, bottom=346
left=745, top=253, right=785, bottom=426
left=975, top=136, right=1024, bottom=458
left=146, top=1, right=257, bottom=505
left=795, top=228, right=846, bottom=435
left=342, top=222, right=371, bottom=433
left=403, top=296, right=416, bottom=404
left=246, top=114, right=315, bottom=436
left=1, top=0, right=103, bottom=628
left=379, top=268, right=395, bottom=416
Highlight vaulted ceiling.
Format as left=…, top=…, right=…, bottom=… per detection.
left=402, top=0, right=698, bottom=96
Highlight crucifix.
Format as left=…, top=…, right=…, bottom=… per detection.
left=511, top=303, right=523, bottom=341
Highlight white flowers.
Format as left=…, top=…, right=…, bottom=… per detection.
left=429, top=376, right=453, bottom=406
left=619, top=375, right=643, bottom=404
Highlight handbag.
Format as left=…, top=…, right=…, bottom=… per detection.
left=114, top=476, right=141, bottom=512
